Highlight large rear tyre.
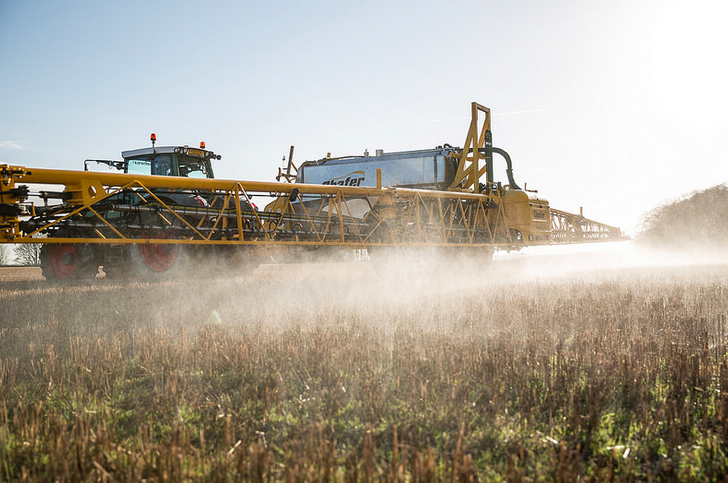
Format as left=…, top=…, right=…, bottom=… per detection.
left=128, top=233, right=190, bottom=280
left=40, top=244, right=99, bottom=281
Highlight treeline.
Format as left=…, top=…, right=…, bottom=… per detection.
left=0, top=243, right=40, bottom=266
left=638, top=183, right=728, bottom=251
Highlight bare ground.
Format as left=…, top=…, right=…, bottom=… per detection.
left=0, top=266, right=44, bottom=282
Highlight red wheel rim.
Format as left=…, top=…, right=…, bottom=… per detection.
left=139, top=234, right=178, bottom=271
left=48, top=244, right=78, bottom=279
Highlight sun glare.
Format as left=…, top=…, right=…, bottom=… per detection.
left=649, top=1, right=728, bottom=120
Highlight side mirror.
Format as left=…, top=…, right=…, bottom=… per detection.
left=289, top=188, right=299, bottom=202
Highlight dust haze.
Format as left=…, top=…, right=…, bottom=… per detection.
left=2, top=239, right=726, bottom=338
left=4, top=178, right=725, bottom=342
left=5, top=182, right=726, bottom=403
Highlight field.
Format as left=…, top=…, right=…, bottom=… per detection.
left=2, top=247, right=728, bottom=481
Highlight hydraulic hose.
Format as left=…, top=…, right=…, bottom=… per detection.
left=470, top=147, right=521, bottom=190
left=489, top=147, right=520, bottom=190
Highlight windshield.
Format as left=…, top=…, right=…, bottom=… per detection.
left=179, top=155, right=213, bottom=179
left=126, top=154, right=174, bottom=176
left=127, top=158, right=152, bottom=175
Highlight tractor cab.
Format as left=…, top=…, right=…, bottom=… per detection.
left=122, top=145, right=218, bottom=179
left=84, top=135, right=220, bottom=179
left=80, top=136, right=226, bottom=211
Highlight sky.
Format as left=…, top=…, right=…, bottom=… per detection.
left=1, top=0, right=726, bottom=236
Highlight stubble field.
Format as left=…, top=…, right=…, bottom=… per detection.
left=2, top=248, right=728, bottom=481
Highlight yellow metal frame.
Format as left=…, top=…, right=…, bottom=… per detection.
left=449, top=102, right=491, bottom=193
left=0, top=166, right=523, bottom=249
left=549, top=208, right=623, bottom=244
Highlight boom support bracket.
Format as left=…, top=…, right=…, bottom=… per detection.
left=449, top=102, right=492, bottom=193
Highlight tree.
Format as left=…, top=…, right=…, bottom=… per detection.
left=14, top=243, right=41, bottom=266
left=639, top=184, right=728, bottom=249
left=0, top=245, right=11, bottom=266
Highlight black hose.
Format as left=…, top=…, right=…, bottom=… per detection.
left=471, top=147, right=521, bottom=190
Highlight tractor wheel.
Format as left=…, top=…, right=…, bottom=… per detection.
left=40, top=244, right=99, bottom=281
left=128, top=233, right=189, bottom=279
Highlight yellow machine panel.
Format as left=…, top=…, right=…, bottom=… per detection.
left=502, top=190, right=552, bottom=245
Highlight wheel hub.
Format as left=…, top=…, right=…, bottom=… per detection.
left=49, top=245, right=78, bottom=279
left=139, top=234, right=179, bottom=271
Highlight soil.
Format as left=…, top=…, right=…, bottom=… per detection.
left=0, top=266, right=44, bottom=282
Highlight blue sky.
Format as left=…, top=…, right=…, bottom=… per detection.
left=1, top=0, right=726, bottom=234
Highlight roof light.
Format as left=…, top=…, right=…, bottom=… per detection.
left=150, top=133, right=157, bottom=147
left=200, top=141, right=206, bottom=149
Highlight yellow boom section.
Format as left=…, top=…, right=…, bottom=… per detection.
left=0, top=165, right=620, bottom=249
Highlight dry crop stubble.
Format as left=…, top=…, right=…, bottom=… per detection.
left=2, top=255, right=728, bottom=481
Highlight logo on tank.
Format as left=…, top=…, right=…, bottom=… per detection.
left=321, top=171, right=365, bottom=186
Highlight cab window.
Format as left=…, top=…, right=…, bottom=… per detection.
left=127, top=158, right=152, bottom=175
left=152, top=154, right=174, bottom=176
left=178, top=156, right=212, bottom=178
